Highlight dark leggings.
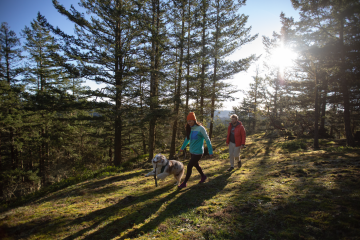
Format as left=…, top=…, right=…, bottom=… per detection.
left=183, top=154, right=204, bottom=183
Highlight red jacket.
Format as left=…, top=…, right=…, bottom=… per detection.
left=226, top=121, right=246, bottom=147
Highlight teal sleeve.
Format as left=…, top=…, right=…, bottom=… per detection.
left=200, top=127, right=213, bottom=155
left=181, top=138, right=190, bottom=150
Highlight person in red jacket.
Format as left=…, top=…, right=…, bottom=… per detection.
left=226, top=114, right=246, bottom=171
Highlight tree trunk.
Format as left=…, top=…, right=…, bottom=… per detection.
left=339, top=16, right=354, bottom=146
left=209, top=52, right=217, bottom=140
left=209, top=0, right=220, bottom=141
left=274, top=71, right=280, bottom=118
left=148, top=0, right=161, bottom=161
left=319, top=78, right=327, bottom=132
left=114, top=3, right=123, bottom=166
left=199, top=0, right=207, bottom=122
left=39, top=128, right=46, bottom=186
left=185, top=0, right=191, bottom=121
left=140, top=79, right=147, bottom=155
left=342, top=83, right=354, bottom=146
left=313, top=65, right=319, bottom=149
left=10, top=127, right=15, bottom=169
left=170, top=5, right=185, bottom=159
left=109, top=144, right=113, bottom=162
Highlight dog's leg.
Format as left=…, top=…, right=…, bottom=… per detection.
left=174, top=169, right=184, bottom=186
left=157, top=172, right=169, bottom=181
left=145, top=171, right=155, bottom=177
left=145, top=163, right=159, bottom=177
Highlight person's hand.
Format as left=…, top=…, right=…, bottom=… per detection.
left=209, top=154, right=213, bottom=158
left=179, top=149, right=183, bottom=152
left=226, top=143, right=229, bottom=146
left=240, top=145, right=244, bottom=149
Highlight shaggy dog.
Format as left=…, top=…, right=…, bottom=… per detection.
left=145, top=153, right=184, bottom=185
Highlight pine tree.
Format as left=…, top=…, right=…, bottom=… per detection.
left=51, top=0, right=142, bottom=165
left=22, top=13, right=67, bottom=184
left=246, top=67, right=266, bottom=133
left=0, top=22, right=24, bottom=172
left=140, top=0, right=169, bottom=161
left=208, top=0, right=258, bottom=139
left=168, top=0, right=187, bottom=159
left=291, top=0, right=360, bottom=146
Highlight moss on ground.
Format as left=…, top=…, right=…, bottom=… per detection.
left=1, top=134, right=359, bottom=239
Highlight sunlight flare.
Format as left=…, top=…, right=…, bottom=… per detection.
left=269, top=46, right=297, bottom=72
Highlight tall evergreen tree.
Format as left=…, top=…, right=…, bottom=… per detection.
left=168, top=0, right=187, bottom=159
left=246, top=67, right=266, bottom=133
left=0, top=22, right=23, bottom=85
left=0, top=22, right=24, bottom=172
left=51, top=0, right=141, bottom=165
left=141, top=0, right=168, bottom=161
left=291, top=0, right=360, bottom=146
left=208, top=0, right=257, bottom=139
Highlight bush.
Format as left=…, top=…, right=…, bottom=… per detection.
left=280, top=140, right=307, bottom=152
left=0, top=169, right=40, bottom=201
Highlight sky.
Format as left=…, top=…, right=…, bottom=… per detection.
left=0, top=0, right=300, bottom=110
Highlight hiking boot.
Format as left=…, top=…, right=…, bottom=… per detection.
left=199, top=175, right=207, bottom=183
left=238, top=160, right=242, bottom=168
left=178, top=182, right=187, bottom=189
left=227, top=167, right=234, bottom=172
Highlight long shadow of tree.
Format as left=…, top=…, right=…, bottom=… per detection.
left=33, top=170, right=149, bottom=204
left=72, top=169, right=232, bottom=240
left=61, top=182, right=175, bottom=240
left=1, top=170, right=161, bottom=239
left=222, top=137, right=360, bottom=239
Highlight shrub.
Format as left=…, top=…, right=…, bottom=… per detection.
left=280, top=140, right=307, bottom=152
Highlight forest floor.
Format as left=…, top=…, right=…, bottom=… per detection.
left=0, top=133, right=360, bottom=239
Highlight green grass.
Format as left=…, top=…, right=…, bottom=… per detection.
left=1, top=135, right=359, bottom=239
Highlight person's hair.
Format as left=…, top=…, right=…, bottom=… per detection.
left=230, top=114, right=238, bottom=120
left=185, top=121, right=203, bottom=139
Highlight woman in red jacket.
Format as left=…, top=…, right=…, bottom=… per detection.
left=226, top=114, right=246, bottom=171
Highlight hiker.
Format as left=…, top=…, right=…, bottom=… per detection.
left=178, top=112, right=213, bottom=189
left=226, top=114, right=246, bottom=171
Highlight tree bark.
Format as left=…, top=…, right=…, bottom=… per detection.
left=185, top=0, right=191, bottom=120
left=114, top=0, right=123, bottom=166
left=199, top=0, right=207, bottom=122
left=148, top=0, right=161, bottom=161
left=319, top=77, right=327, bottom=132
left=314, top=65, right=319, bottom=149
left=339, top=16, right=354, bottom=146
left=169, top=4, right=185, bottom=159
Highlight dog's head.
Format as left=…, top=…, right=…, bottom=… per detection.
left=152, top=153, right=167, bottom=166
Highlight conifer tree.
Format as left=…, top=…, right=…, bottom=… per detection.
left=208, top=0, right=257, bottom=139
left=291, top=0, right=360, bottom=146
left=246, top=67, right=266, bottom=132
left=0, top=22, right=24, bottom=171
left=140, top=0, right=169, bottom=161
left=51, top=0, right=142, bottom=165
left=168, top=0, right=187, bottom=159
left=197, top=0, right=210, bottom=122
left=22, top=13, right=66, bottom=184
left=0, top=22, right=23, bottom=85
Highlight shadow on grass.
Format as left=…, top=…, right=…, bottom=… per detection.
left=32, top=170, right=149, bottom=205
left=60, top=183, right=177, bottom=240
left=221, top=139, right=360, bottom=239
left=122, top=172, right=233, bottom=239
left=229, top=171, right=360, bottom=239
left=63, top=168, right=232, bottom=240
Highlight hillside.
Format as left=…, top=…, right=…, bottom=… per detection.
left=215, top=110, right=232, bottom=120
left=1, top=134, right=360, bottom=239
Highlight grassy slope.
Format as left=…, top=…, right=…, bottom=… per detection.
left=1, top=133, right=360, bottom=240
